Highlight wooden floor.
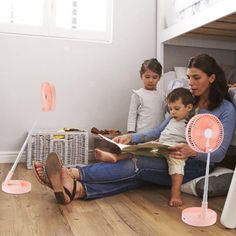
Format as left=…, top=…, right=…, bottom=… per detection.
left=0, top=163, right=235, bottom=236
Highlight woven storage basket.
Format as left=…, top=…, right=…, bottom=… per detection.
left=26, top=130, right=88, bottom=169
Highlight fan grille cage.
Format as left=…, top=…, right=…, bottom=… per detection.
left=186, top=114, right=224, bottom=153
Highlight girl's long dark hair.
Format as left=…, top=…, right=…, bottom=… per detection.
left=188, top=54, right=230, bottom=110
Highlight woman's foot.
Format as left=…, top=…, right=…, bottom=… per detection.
left=46, top=153, right=85, bottom=204
left=33, top=161, right=80, bottom=188
left=94, top=149, right=118, bottom=163
left=59, top=167, right=85, bottom=204
left=169, top=190, right=183, bottom=207
left=67, top=167, right=80, bottom=180
left=33, top=161, right=52, bottom=188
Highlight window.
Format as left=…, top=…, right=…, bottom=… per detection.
left=0, top=0, right=113, bottom=43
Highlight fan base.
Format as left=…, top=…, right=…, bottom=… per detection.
left=2, top=180, right=31, bottom=194
left=182, top=207, right=217, bottom=227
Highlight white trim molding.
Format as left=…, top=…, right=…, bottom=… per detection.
left=0, top=151, right=26, bottom=163
left=0, top=150, right=95, bottom=164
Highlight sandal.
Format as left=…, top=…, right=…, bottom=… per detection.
left=46, top=152, right=77, bottom=204
left=33, top=161, right=52, bottom=189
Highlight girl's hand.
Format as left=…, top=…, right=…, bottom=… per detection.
left=168, top=143, right=196, bottom=159
left=113, top=134, right=132, bottom=144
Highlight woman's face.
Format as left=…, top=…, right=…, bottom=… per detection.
left=187, top=67, right=215, bottom=97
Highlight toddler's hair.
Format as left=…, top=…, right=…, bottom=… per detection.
left=140, top=58, right=162, bottom=77
left=167, top=87, right=194, bottom=106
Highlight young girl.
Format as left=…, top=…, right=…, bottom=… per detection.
left=127, top=58, right=166, bottom=133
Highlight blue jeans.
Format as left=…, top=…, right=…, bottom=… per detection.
left=77, top=156, right=209, bottom=199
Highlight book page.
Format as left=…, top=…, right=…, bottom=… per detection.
left=122, top=141, right=170, bottom=152
left=98, top=134, right=129, bottom=150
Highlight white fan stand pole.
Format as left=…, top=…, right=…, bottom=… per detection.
left=2, top=122, right=37, bottom=194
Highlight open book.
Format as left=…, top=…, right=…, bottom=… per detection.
left=98, top=134, right=171, bottom=157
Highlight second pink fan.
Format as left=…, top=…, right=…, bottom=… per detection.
left=1, top=82, right=55, bottom=194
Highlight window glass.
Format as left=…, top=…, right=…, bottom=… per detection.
left=55, top=0, right=107, bottom=31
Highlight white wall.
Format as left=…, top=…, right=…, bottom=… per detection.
left=0, top=0, right=157, bottom=151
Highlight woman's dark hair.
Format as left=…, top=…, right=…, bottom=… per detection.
left=188, top=54, right=229, bottom=110
left=167, top=87, right=194, bottom=106
left=140, top=58, right=162, bottom=77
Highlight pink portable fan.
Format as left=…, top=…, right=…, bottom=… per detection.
left=2, top=82, right=56, bottom=194
left=182, top=114, right=224, bottom=227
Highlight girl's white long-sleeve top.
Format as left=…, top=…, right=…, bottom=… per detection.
left=127, top=88, right=166, bottom=133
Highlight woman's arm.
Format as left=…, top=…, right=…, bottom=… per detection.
left=113, top=116, right=171, bottom=145
left=168, top=143, right=197, bottom=159
left=131, top=116, right=171, bottom=144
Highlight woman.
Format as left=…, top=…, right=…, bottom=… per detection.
left=34, top=54, right=236, bottom=206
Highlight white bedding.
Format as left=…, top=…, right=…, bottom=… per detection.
left=165, top=0, right=225, bottom=27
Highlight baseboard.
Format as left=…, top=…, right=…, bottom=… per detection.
left=0, top=150, right=95, bottom=164
left=0, top=151, right=26, bottom=163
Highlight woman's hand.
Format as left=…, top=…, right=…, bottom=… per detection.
left=112, top=134, right=132, bottom=144
left=168, top=143, right=196, bottom=159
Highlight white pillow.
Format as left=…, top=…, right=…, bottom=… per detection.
left=167, top=78, right=189, bottom=95
left=158, top=71, right=177, bottom=96
left=165, top=67, right=189, bottom=95
left=181, top=167, right=234, bottom=196
left=174, top=66, right=187, bottom=80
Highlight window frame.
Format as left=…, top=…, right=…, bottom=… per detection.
left=0, top=0, right=113, bottom=43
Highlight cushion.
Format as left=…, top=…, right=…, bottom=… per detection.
left=196, top=173, right=233, bottom=197
left=181, top=167, right=234, bottom=197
